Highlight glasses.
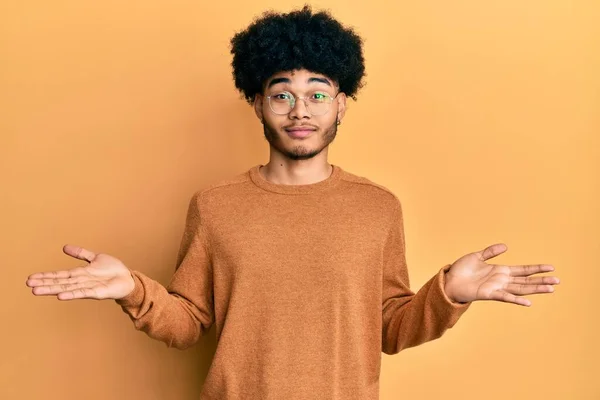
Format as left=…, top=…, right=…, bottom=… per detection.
left=266, top=90, right=339, bottom=116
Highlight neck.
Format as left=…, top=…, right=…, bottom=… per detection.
left=259, top=161, right=333, bottom=186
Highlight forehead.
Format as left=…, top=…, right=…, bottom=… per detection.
left=264, top=69, right=335, bottom=89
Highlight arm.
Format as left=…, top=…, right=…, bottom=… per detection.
left=381, top=198, right=471, bottom=355
left=115, top=191, right=214, bottom=350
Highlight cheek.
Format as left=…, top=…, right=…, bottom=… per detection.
left=317, top=115, right=336, bottom=128
left=263, top=115, right=285, bottom=129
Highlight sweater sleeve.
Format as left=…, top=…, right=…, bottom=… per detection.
left=114, top=191, right=214, bottom=350
left=381, top=198, right=471, bottom=355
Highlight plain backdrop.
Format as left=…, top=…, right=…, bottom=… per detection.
left=1, top=0, right=598, bottom=399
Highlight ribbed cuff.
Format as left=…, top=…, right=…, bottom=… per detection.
left=115, top=270, right=144, bottom=308
left=436, top=264, right=472, bottom=309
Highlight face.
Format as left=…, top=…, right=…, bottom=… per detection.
left=254, top=69, right=347, bottom=161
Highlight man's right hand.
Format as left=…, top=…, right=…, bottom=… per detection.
left=26, top=244, right=136, bottom=301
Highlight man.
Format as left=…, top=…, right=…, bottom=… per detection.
left=26, top=5, right=559, bottom=399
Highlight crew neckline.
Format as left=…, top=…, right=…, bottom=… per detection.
left=249, top=163, right=343, bottom=195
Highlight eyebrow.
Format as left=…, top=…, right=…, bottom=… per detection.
left=266, top=76, right=332, bottom=89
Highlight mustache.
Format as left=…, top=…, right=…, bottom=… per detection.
left=282, top=123, right=319, bottom=130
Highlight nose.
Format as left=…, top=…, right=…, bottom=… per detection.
left=288, top=97, right=311, bottom=120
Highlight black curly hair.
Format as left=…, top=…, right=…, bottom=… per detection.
left=229, top=4, right=366, bottom=105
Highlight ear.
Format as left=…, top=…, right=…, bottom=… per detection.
left=254, top=93, right=264, bottom=123
left=336, top=92, right=347, bottom=123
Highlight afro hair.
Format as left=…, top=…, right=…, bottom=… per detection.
left=229, top=4, right=366, bottom=104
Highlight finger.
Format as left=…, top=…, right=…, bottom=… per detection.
left=503, top=283, right=555, bottom=296
left=30, top=279, right=100, bottom=296
left=479, top=243, right=508, bottom=262
left=62, top=244, right=97, bottom=263
left=27, top=266, right=90, bottom=282
left=489, top=290, right=531, bottom=307
left=57, top=284, right=106, bottom=300
left=508, top=264, right=555, bottom=277
left=511, top=276, right=560, bottom=285
left=26, top=274, right=92, bottom=287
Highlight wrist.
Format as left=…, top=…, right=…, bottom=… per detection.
left=444, top=271, right=466, bottom=304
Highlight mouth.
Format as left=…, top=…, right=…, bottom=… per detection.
left=285, top=126, right=317, bottom=139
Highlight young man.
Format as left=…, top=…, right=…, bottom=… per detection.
left=26, top=5, right=559, bottom=399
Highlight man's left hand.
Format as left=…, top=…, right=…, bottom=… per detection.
left=444, top=243, right=559, bottom=306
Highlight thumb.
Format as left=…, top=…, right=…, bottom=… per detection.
left=478, top=243, right=508, bottom=262
left=63, top=244, right=97, bottom=263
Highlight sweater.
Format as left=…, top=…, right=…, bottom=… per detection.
left=115, top=163, right=472, bottom=399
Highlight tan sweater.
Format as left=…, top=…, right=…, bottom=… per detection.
left=116, top=164, right=471, bottom=399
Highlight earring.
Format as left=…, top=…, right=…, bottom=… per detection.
left=337, top=120, right=341, bottom=125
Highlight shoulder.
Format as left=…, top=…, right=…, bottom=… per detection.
left=186, top=168, right=253, bottom=210
left=339, top=167, right=402, bottom=209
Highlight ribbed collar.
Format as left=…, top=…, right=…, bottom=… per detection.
left=248, top=164, right=343, bottom=195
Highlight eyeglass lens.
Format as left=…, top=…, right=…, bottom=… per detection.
left=269, top=91, right=333, bottom=115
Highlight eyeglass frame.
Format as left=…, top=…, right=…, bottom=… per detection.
left=265, top=90, right=342, bottom=116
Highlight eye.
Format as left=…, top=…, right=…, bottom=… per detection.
left=311, top=92, right=328, bottom=102
left=272, top=92, right=292, bottom=101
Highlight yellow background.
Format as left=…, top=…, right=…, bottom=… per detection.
left=1, top=1, right=598, bottom=399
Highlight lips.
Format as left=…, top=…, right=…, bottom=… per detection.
left=286, top=129, right=313, bottom=138
left=285, top=126, right=317, bottom=132
left=284, top=125, right=317, bottom=138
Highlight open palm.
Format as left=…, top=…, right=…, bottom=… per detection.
left=444, top=243, right=560, bottom=306
left=26, top=244, right=135, bottom=300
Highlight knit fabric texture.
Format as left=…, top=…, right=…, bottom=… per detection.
left=116, top=163, right=471, bottom=399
